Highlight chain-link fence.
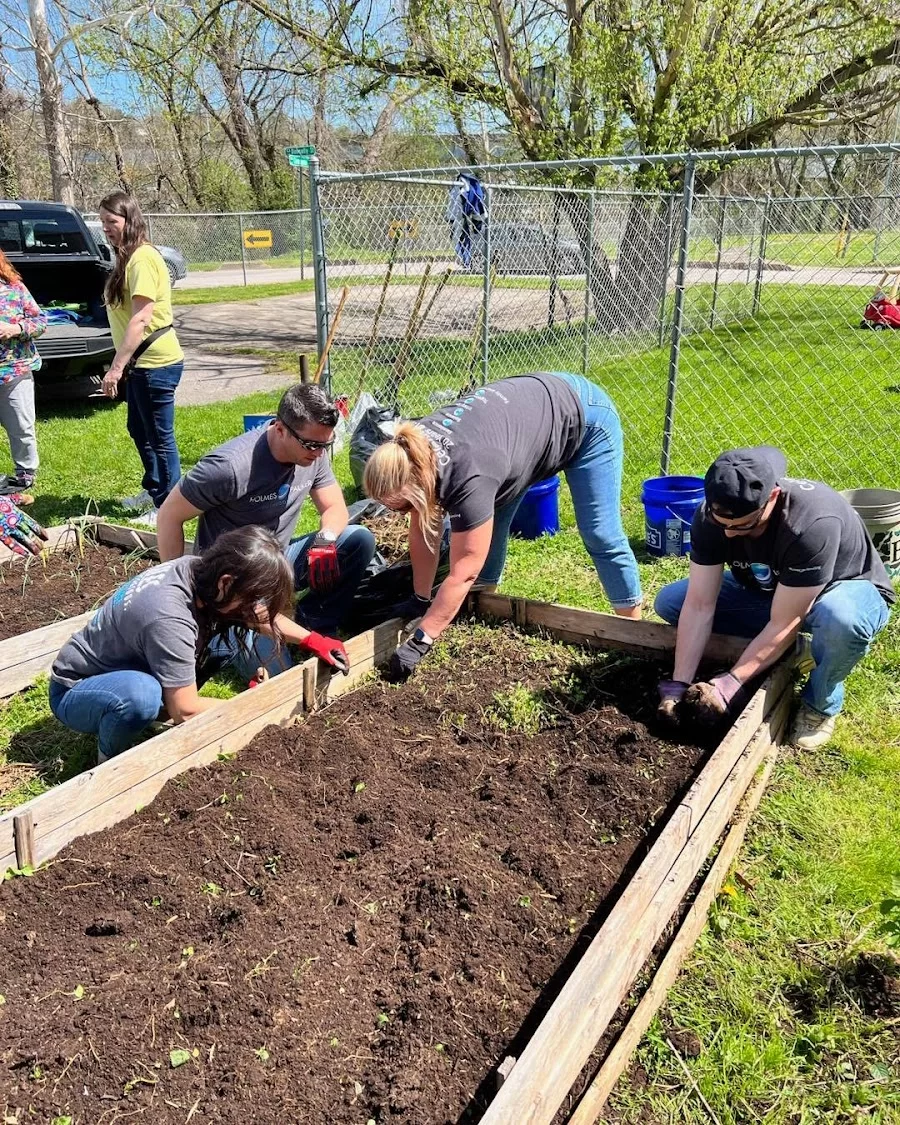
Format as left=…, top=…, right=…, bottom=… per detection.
left=84, top=208, right=312, bottom=285
left=311, top=143, right=900, bottom=494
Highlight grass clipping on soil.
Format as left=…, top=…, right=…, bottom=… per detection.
left=0, top=622, right=711, bottom=1125
left=362, top=509, right=411, bottom=565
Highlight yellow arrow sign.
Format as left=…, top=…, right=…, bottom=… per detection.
left=243, top=229, right=273, bottom=249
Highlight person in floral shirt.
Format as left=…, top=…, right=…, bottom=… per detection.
left=0, top=248, right=46, bottom=497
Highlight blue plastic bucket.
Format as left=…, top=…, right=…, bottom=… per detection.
left=511, top=476, right=561, bottom=540
left=243, top=414, right=275, bottom=432
left=641, top=475, right=705, bottom=557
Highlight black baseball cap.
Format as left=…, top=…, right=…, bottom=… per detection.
left=704, top=446, right=787, bottom=518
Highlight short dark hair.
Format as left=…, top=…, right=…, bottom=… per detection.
left=277, top=383, right=339, bottom=430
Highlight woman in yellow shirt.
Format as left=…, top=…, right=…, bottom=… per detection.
left=99, top=191, right=184, bottom=528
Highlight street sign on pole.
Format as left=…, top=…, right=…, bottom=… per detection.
left=285, top=145, right=315, bottom=168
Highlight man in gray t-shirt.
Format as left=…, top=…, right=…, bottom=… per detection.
left=654, top=446, right=894, bottom=751
left=157, top=383, right=375, bottom=674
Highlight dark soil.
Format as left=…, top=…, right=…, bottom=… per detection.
left=0, top=624, right=712, bottom=1124
left=0, top=542, right=153, bottom=641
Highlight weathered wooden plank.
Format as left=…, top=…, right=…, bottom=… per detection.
left=471, top=593, right=748, bottom=664
left=0, top=611, right=94, bottom=700
left=566, top=699, right=789, bottom=1124
left=0, top=618, right=404, bottom=876
left=479, top=676, right=791, bottom=1125
left=13, top=812, right=35, bottom=869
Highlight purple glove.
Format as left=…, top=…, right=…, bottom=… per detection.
left=708, top=671, right=743, bottom=708
left=657, top=679, right=689, bottom=724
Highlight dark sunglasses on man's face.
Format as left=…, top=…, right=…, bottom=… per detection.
left=705, top=502, right=766, bottom=532
left=277, top=416, right=333, bottom=452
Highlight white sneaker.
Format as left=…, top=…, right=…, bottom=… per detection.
left=121, top=489, right=153, bottom=511
left=790, top=704, right=836, bottom=750
left=131, top=509, right=158, bottom=529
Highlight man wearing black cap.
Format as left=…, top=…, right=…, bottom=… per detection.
left=654, top=446, right=894, bottom=749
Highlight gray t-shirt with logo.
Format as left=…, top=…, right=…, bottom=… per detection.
left=690, top=477, right=896, bottom=605
left=180, top=425, right=337, bottom=552
left=420, top=373, right=585, bottom=532
left=52, top=557, right=202, bottom=689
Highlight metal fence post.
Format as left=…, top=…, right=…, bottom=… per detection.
left=657, top=194, right=676, bottom=348
left=752, top=197, right=771, bottom=317
left=581, top=191, right=595, bottom=375
left=147, top=215, right=155, bottom=245
left=309, top=156, right=331, bottom=393
left=709, top=194, right=727, bottom=329
left=481, top=184, right=492, bottom=387
left=660, top=157, right=696, bottom=476
left=299, top=170, right=306, bottom=282
left=238, top=214, right=248, bottom=287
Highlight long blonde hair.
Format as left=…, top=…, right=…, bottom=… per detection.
left=363, top=423, right=443, bottom=547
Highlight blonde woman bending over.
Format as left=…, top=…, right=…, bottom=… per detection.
left=364, top=371, right=642, bottom=680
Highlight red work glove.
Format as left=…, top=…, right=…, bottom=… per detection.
left=307, top=532, right=340, bottom=594
left=300, top=631, right=349, bottom=675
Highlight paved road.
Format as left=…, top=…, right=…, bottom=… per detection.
left=177, top=258, right=885, bottom=291
left=172, top=261, right=885, bottom=405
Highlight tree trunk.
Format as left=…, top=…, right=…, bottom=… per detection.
left=0, top=65, right=18, bottom=198
left=28, top=0, right=75, bottom=205
left=562, top=192, right=672, bottom=335
left=209, top=41, right=270, bottom=204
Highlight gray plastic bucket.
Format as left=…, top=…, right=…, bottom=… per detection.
left=841, top=488, right=900, bottom=578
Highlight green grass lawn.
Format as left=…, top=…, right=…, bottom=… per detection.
left=1, top=278, right=899, bottom=1122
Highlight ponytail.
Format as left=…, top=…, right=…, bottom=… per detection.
left=363, top=423, right=443, bottom=548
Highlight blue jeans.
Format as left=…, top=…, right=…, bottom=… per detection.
left=479, top=372, right=642, bottom=609
left=654, top=572, right=891, bottom=716
left=207, top=524, right=377, bottom=681
left=49, top=672, right=163, bottom=760
left=126, top=363, right=183, bottom=508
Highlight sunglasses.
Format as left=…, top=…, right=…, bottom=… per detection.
left=277, top=416, right=333, bottom=452
left=706, top=502, right=767, bottom=532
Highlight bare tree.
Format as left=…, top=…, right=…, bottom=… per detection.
left=27, top=0, right=75, bottom=203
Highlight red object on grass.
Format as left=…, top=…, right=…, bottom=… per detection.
left=863, top=295, right=900, bottom=328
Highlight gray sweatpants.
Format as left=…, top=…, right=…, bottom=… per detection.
left=0, top=373, right=38, bottom=475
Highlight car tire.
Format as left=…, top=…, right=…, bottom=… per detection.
left=167, top=260, right=178, bottom=287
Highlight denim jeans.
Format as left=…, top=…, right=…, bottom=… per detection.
left=49, top=672, right=163, bottom=760
left=206, top=523, right=377, bottom=681
left=479, top=372, right=642, bottom=609
left=654, top=572, right=891, bottom=716
left=126, top=363, right=183, bottom=508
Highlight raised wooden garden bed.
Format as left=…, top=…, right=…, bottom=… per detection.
left=0, top=595, right=792, bottom=1123
left=0, top=519, right=166, bottom=700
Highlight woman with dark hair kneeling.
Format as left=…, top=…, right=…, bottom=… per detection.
left=49, top=526, right=294, bottom=764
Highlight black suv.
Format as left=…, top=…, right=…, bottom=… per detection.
left=0, top=200, right=115, bottom=394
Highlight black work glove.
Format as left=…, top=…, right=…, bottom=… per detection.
left=388, top=593, right=432, bottom=624
left=387, top=634, right=432, bottom=682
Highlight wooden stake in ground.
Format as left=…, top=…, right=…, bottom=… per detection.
left=314, top=286, right=349, bottom=384
left=357, top=238, right=400, bottom=403
left=384, top=259, right=433, bottom=404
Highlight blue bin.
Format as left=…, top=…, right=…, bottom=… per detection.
left=641, top=475, right=705, bottom=557
left=243, top=414, right=276, bottom=432
left=511, top=476, right=560, bottom=540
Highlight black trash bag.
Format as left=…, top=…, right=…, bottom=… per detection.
left=349, top=404, right=400, bottom=494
